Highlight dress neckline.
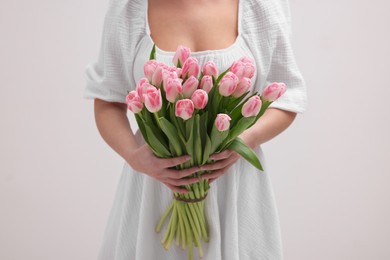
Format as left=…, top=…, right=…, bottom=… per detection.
left=144, top=0, right=243, bottom=56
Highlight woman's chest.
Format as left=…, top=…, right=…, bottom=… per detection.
left=147, top=0, right=239, bottom=52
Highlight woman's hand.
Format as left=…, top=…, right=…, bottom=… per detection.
left=126, top=144, right=201, bottom=193
left=199, top=149, right=241, bottom=184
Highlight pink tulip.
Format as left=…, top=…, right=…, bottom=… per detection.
left=215, top=114, right=231, bottom=132
left=173, top=45, right=191, bottom=67
left=144, top=86, right=162, bottom=113
left=181, top=57, right=200, bottom=79
left=241, top=95, right=262, bottom=117
left=219, top=72, right=239, bottom=96
left=165, top=78, right=183, bottom=103
left=191, top=89, right=208, bottom=109
left=202, top=61, right=218, bottom=78
left=230, top=59, right=255, bottom=79
left=126, top=90, right=143, bottom=113
left=182, top=75, right=199, bottom=98
left=175, top=99, right=194, bottom=120
left=238, top=56, right=254, bottom=64
left=144, top=60, right=158, bottom=82
left=162, top=69, right=179, bottom=91
left=151, top=65, right=164, bottom=87
left=136, top=78, right=152, bottom=102
left=232, top=77, right=252, bottom=98
left=262, top=82, right=287, bottom=102
left=200, top=75, right=213, bottom=93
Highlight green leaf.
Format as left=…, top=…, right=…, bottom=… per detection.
left=149, top=44, right=156, bottom=60
left=144, top=124, right=171, bottom=157
left=228, top=137, right=263, bottom=171
left=158, top=117, right=183, bottom=156
left=185, top=117, right=195, bottom=160
left=210, top=123, right=229, bottom=153
left=225, top=91, right=251, bottom=112
left=134, top=113, right=149, bottom=145
left=223, top=116, right=256, bottom=148
left=194, top=114, right=202, bottom=165
left=202, top=133, right=212, bottom=165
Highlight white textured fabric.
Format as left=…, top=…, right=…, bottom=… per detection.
left=83, top=0, right=307, bottom=259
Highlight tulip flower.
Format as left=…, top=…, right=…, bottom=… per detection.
left=182, top=75, right=199, bottom=98
left=241, top=95, right=262, bottom=117
left=219, top=72, right=239, bottom=96
left=230, top=59, right=255, bottom=79
left=181, top=57, right=200, bottom=79
left=144, top=86, right=162, bottom=113
left=136, top=78, right=151, bottom=102
left=215, top=114, right=231, bottom=132
left=173, top=45, right=191, bottom=67
left=175, top=99, right=194, bottom=120
left=151, top=65, right=164, bottom=87
left=166, top=78, right=183, bottom=103
left=191, top=89, right=208, bottom=109
left=202, top=61, right=218, bottom=78
left=144, top=60, right=159, bottom=82
left=262, top=82, right=287, bottom=102
left=162, top=69, right=179, bottom=91
left=199, top=75, right=213, bottom=93
left=232, top=77, right=251, bottom=98
left=126, top=90, right=143, bottom=113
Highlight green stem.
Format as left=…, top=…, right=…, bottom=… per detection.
left=156, top=200, right=174, bottom=233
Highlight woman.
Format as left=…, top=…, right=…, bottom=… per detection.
left=83, top=0, right=307, bottom=259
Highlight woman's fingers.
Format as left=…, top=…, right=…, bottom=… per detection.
left=158, top=155, right=191, bottom=168
left=209, top=150, right=233, bottom=161
left=164, top=183, right=189, bottom=194
left=202, top=168, right=225, bottom=181
left=200, top=154, right=239, bottom=171
left=163, top=176, right=200, bottom=186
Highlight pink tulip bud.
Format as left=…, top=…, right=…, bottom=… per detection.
left=215, top=114, right=231, bottom=132
left=191, top=89, right=208, bottom=109
left=162, top=69, right=178, bottom=91
left=175, top=99, right=194, bottom=121
left=262, top=82, right=287, bottom=102
left=238, top=56, right=254, bottom=64
left=202, top=61, right=218, bottom=78
left=241, top=95, right=262, bottom=117
left=144, top=86, right=162, bottom=113
left=126, top=90, right=143, bottom=113
left=200, top=75, right=213, bottom=93
left=151, top=65, right=164, bottom=87
left=181, top=57, right=200, bottom=79
left=136, top=78, right=152, bottom=102
left=232, top=77, right=251, bottom=98
left=166, top=78, right=183, bottom=103
left=144, top=60, right=158, bottom=82
left=230, top=59, right=255, bottom=79
left=182, top=75, right=199, bottom=98
left=219, top=72, right=239, bottom=97
left=173, top=45, right=191, bottom=67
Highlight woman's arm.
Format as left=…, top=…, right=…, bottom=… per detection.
left=200, top=108, right=297, bottom=182
left=93, top=98, right=201, bottom=193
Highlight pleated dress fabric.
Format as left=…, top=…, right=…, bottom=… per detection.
left=82, top=0, right=307, bottom=259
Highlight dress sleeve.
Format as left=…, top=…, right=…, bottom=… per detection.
left=82, top=1, right=132, bottom=104
left=264, top=1, right=308, bottom=113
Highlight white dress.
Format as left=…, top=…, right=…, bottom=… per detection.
left=82, top=0, right=307, bottom=259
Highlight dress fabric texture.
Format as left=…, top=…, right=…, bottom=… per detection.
left=82, top=0, right=307, bottom=259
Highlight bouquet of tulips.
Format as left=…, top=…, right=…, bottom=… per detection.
left=125, top=45, right=286, bottom=260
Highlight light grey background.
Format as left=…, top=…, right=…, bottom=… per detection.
left=1, top=0, right=389, bottom=259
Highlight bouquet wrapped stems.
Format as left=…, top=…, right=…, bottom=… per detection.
left=156, top=178, right=210, bottom=259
